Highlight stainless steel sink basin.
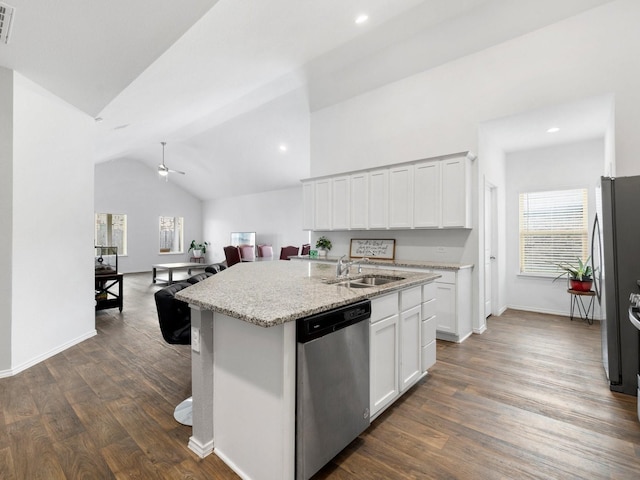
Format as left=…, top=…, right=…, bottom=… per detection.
left=334, top=275, right=405, bottom=288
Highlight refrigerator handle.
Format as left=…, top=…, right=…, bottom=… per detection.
left=591, top=213, right=602, bottom=302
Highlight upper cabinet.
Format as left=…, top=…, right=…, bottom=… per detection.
left=302, top=152, right=474, bottom=231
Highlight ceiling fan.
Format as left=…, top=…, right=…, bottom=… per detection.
left=158, top=141, right=185, bottom=180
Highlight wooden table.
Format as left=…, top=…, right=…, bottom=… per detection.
left=152, top=262, right=200, bottom=285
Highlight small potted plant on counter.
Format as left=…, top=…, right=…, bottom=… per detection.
left=315, top=236, right=332, bottom=258
left=189, top=240, right=210, bottom=258
left=553, top=256, right=594, bottom=292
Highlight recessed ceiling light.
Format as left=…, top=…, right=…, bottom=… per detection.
left=94, top=117, right=103, bottom=123
left=546, top=127, right=560, bottom=133
left=279, top=144, right=288, bottom=152
left=355, top=14, right=368, bottom=25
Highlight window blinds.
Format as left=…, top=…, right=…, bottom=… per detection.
left=519, top=188, right=588, bottom=275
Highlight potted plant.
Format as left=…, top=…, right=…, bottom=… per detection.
left=189, top=240, right=210, bottom=258
left=315, top=236, right=332, bottom=258
left=553, top=256, right=594, bottom=292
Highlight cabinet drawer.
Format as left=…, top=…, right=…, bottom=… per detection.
left=421, top=340, right=436, bottom=372
left=433, top=269, right=456, bottom=284
left=371, top=292, right=399, bottom=323
left=422, top=282, right=436, bottom=301
left=422, top=298, right=436, bottom=321
left=400, top=286, right=422, bottom=311
left=421, top=315, right=436, bottom=346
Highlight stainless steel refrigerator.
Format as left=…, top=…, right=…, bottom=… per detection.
left=593, top=176, right=640, bottom=395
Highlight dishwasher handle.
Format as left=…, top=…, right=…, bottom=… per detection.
left=297, top=300, right=371, bottom=343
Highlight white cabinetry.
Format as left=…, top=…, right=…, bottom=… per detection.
left=368, top=169, right=389, bottom=229
left=350, top=172, right=368, bottom=229
left=370, top=283, right=435, bottom=419
left=389, top=165, right=413, bottom=229
left=421, top=282, right=437, bottom=372
left=331, top=176, right=350, bottom=230
left=370, top=293, right=399, bottom=416
left=432, top=268, right=472, bottom=343
left=441, top=156, right=472, bottom=228
left=302, top=181, right=314, bottom=231
left=314, top=178, right=332, bottom=230
left=301, top=151, right=473, bottom=231
left=413, top=160, right=440, bottom=228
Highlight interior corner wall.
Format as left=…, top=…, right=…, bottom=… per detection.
left=505, top=139, right=605, bottom=316
left=11, top=73, right=96, bottom=374
left=0, top=67, right=13, bottom=374
left=203, top=186, right=309, bottom=264
left=94, top=158, right=203, bottom=273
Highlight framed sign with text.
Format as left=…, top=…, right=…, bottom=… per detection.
left=349, top=239, right=396, bottom=260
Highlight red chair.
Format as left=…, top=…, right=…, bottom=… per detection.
left=301, top=244, right=311, bottom=256
left=258, top=245, right=273, bottom=258
left=223, top=246, right=242, bottom=267
left=239, top=245, right=256, bottom=262
left=279, top=246, right=299, bottom=260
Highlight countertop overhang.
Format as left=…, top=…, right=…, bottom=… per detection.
left=175, top=260, right=439, bottom=327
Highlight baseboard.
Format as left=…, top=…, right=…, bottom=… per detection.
left=0, top=329, right=97, bottom=378
left=188, top=436, right=214, bottom=458
left=506, top=304, right=568, bottom=317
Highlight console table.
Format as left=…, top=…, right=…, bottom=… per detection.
left=95, top=273, right=123, bottom=312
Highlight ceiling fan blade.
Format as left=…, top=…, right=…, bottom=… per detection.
left=168, top=169, right=185, bottom=175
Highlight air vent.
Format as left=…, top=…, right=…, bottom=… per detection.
left=0, top=2, right=15, bottom=44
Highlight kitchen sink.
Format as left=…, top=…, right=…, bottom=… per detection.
left=334, top=275, right=405, bottom=288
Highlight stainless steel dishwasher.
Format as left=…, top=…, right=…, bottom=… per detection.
left=296, top=299, right=371, bottom=480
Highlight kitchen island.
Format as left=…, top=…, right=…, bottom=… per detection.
left=176, top=260, right=439, bottom=479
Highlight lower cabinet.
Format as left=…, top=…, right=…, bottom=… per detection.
left=370, top=284, right=436, bottom=419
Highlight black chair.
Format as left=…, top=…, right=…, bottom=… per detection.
left=224, top=245, right=242, bottom=267
left=301, top=243, right=311, bottom=255
left=154, top=281, right=194, bottom=424
left=186, top=272, right=213, bottom=284
left=205, top=263, right=227, bottom=275
left=279, top=245, right=299, bottom=260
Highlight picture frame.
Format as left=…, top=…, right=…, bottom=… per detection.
left=349, top=239, right=396, bottom=260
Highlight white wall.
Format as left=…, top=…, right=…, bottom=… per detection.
left=8, top=73, right=96, bottom=375
left=505, top=139, right=604, bottom=316
left=94, top=158, right=203, bottom=273
left=0, top=67, right=13, bottom=372
left=310, top=0, right=640, bottom=328
left=203, top=186, right=309, bottom=264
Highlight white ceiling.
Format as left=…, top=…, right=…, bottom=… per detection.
left=0, top=0, right=615, bottom=200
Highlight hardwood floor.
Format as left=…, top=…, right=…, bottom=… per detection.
left=1, top=272, right=639, bottom=479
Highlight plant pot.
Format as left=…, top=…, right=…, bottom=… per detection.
left=570, top=278, right=593, bottom=292
left=318, top=248, right=327, bottom=258
left=193, top=249, right=203, bottom=258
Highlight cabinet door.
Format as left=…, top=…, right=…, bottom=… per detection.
left=314, top=179, right=332, bottom=230
left=331, top=176, right=350, bottom=230
left=441, top=157, right=469, bottom=228
left=414, top=160, right=441, bottom=228
left=400, top=305, right=421, bottom=391
left=302, top=181, right=314, bottom=230
left=350, top=172, right=368, bottom=229
left=370, top=314, right=399, bottom=416
left=389, top=165, right=413, bottom=229
left=368, top=169, right=388, bottom=229
left=435, top=282, right=457, bottom=334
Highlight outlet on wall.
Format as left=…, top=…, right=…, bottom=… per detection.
left=191, top=327, right=200, bottom=353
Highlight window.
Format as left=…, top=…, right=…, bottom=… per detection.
left=159, top=216, right=183, bottom=253
left=95, top=213, right=127, bottom=255
left=519, top=188, right=588, bottom=275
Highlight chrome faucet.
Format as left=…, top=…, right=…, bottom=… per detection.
left=336, top=255, right=350, bottom=277
left=356, top=257, right=370, bottom=274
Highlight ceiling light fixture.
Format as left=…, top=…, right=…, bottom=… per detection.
left=355, top=14, right=368, bottom=25
left=279, top=144, right=288, bottom=152
left=547, top=127, right=560, bottom=133
left=158, top=142, right=185, bottom=181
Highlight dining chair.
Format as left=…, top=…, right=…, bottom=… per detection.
left=301, top=244, right=311, bottom=256
left=279, top=245, right=299, bottom=260
left=223, top=245, right=242, bottom=267
left=258, top=244, right=274, bottom=258
left=239, top=245, right=256, bottom=262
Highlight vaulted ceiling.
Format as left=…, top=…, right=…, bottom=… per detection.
left=0, top=0, right=614, bottom=200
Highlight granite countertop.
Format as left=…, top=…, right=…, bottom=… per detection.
left=175, top=260, right=439, bottom=327
left=291, top=256, right=473, bottom=270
